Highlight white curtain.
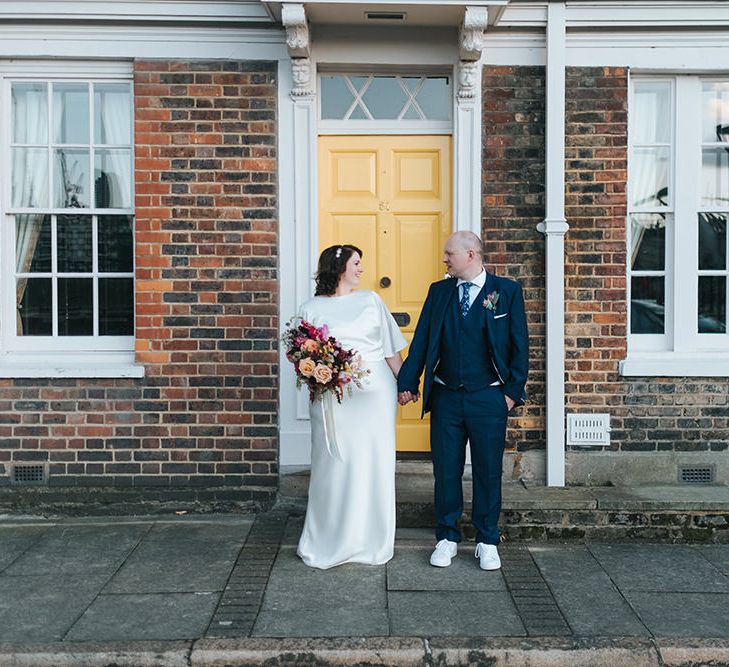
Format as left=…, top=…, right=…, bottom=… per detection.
left=632, top=84, right=670, bottom=209
left=97, top=86, right=132, bottom=208
left=12, top=84, right=50, bottom=335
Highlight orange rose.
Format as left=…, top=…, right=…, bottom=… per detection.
left=301, top=339, right=319, bottom=353
left=298, top=358, right=316, bottom=377
left=313, top=364, right=333, bottom=384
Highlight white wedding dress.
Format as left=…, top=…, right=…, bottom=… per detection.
left=296, top=290, right=407, bottom=569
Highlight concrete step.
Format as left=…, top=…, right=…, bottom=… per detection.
left=278, top=463, right=729, bottom=542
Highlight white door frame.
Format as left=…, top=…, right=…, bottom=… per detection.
left=278, top=23, right=485, bottom=466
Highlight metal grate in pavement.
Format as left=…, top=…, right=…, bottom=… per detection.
left=500, top=542, right=572, bottom=636
left=206, top=512, right=286, bottom=638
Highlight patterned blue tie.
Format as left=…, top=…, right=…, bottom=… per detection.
left=459, top=282, right=473, bottom=318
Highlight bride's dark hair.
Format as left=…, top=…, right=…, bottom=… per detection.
left=314, top=244, right=363, bottom=296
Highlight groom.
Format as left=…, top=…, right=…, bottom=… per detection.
left=397, top=231, right=529, bottom=570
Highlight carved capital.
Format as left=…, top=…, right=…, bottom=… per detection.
left=290, top=57, right=314, bottom=99
left=460, top=6, right=488, bottom=61
left=457, top=61, right=479, bottom=101
left=282, top=3, right=310, bottom=58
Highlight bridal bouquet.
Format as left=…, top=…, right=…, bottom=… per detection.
left=283, top=318, right=370, bottom=403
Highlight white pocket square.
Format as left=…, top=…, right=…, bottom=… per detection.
left=493, top=313, right=508, bottom=320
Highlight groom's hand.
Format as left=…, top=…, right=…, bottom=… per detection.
left=398, top=391, right=419, bottom=405
left=505, top=395, right=516, bottom=412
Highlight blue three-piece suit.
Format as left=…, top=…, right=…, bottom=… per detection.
left=397, top=271, right=529, bottom=545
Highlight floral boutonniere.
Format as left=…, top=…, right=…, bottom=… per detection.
left=483, top=290, right=500, bottom=310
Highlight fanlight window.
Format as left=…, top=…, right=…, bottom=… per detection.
left=320, top=74, right=451, bottom=121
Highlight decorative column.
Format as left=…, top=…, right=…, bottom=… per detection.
left=537, top=1, right=568, bottom=486
left=281, top=3, right=317, bottom=424
left=454, top=6, right=488, bottom=235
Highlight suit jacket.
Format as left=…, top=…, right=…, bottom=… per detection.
left=397, top=271, right=529, bottom=416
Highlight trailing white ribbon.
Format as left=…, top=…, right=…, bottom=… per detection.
left=321, top=392, right=342, bottom=460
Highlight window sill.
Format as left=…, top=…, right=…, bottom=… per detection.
left=620, top=353, right=729, bottom=377
left=0, top=353, right=145, bottom=379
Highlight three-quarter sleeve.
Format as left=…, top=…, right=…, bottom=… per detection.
left=374, top=292, right=408, bottom=358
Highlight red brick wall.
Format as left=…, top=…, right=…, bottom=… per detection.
left=482, top=65, right=546, bottom=452
left=0, top=60, right=278, bottom=508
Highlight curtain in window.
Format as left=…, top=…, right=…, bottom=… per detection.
left=98, top=87, right=132, bottom=207
left=13, top=89, right=49, bottom=335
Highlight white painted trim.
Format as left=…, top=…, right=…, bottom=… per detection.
left=454, top=63, right=481, bottom=236
left=620, top=353, right=729, bottom=377
left=541, top=1, right=567, bottom=488
left=0, top=352, right=144, bottom=378
left=0, top=1, right=272, bottom=23
left=318, top=123, right=452, bottom=135
left=0, top=26, right=287, bottom=61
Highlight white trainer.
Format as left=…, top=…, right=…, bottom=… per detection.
left=429, top=539, right=458, bottom=567
left=475, top=543, right=501, bottom=570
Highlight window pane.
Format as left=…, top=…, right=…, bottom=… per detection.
left=98, top=215, right=134, bottom=272
left=631, top=214, right=665, bottom=271
left=12, top=82, right=48, bottom=144
left=631, top=276, right=665, bottom=334
left=54, top=148, right=90, bottom=208
left=349, top=104, right=368, bottom=120
left=702, top=81, right=729, bottom=143
left=17, top=278, right=52, bottom=336
left=698, top=276, right=727, bottom=333
left=415, top=77, right=451, bottom=121
left=633, top=81, right=671, bottom=144
left=699, top=213, right=727, bottom=270
left=402, top=104, right=423, bottom=120
left=701, top=148, right=729, bottom=208
left=57, top=214, right=92, bottom=273
left=94, top=83, right=132, bottom=144
left=12, top=147, right=49, bottom=208
left=320, top=75, right=354, bottom=119
left=58, top=277, right=93, bottom=335
left=361, top=77, right=408, bottom=119
left=99, top=278, right=134, bottom=335
left=94, top=149, right=132, bottom=208
left=631, top=147, right=670, bottom=208
left=53, top=83, right=89, bottom=145
left=15, top=215, right=51, bottom=273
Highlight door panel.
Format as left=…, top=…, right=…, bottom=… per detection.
left=318, top=135, right=451, bottom=452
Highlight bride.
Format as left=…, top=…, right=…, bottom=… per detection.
left=295, top=244, right=407, bottom=569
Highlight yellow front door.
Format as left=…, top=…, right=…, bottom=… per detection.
left=318, top=135, right=452, bottom=452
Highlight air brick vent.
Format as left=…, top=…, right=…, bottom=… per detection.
left=11, top=464, right=47, bottom=485
left=678, top=465, right=715, bottom=485
left=566, top=413, right=611, bottom=446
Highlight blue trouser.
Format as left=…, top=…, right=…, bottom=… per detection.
left=429, top=383, right=508, bottom=545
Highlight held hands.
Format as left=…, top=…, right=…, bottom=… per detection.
left=398, top=391, right=420, bottom=406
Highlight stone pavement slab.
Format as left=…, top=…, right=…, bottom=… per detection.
left=66, top=592, right=219, bottom=641
left=697, top=544, right=729, bottom=576
left=388, top=591, right=525, bottom=636
left=252, top=606, right=391, bottom=638
left=529, top=544, right=649, bottom=636
left=588, top=543, right=729, bottom=592
left=3, top=523, right=148, bottom=576
left=386, top=546, right=507, bottom=591
left=624, top=591, right=729, bottom=638
left=0, top=573, right=110, bottom=642
left=0, top=525, right=47, bottom=572
left=104, top=521, right=252, bottom=594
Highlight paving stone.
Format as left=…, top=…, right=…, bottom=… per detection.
left=388, top=591, right=525, bottom=636
left=625, top=591, right=729, bottom=637
left=262, top=549, right=387, bottom=612
left=0, top=573, right=108, bottom=642
left=66, top=592, right=219, bottom=641
left=697, top=545, right=729, bottom=576
left=3, top=524, right=148, bottom=576
left=386, top=547, right=506, bottom=592
left=529, top=544, right=649, bottom=636
left=0, top=526, right=47, bottom=573
left=105, top=522, right=252, bottom=594
left=588, top=544, right=729, bottom=593
left=252, top=607, right=390, bottom=638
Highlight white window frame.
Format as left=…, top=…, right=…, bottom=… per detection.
left=623, top=74, right=729, bottom=376
left=0, top=61, right=142, bottom=378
